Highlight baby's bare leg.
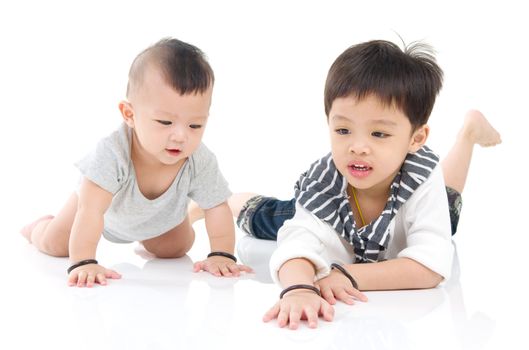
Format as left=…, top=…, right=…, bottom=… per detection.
left=188, top=193, right=259, bottom=224
left=442, top=110, right=502, bottom=193
left=141, top=216, right=196, bottom=258
left=20, top=192, right=78, bottom=257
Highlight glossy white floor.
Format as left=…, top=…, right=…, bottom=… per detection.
left=3, top=201, right=528, bottom=350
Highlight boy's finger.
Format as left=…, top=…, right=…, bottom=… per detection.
left=263, top=303, right=280, bottom=322
left=305, top=307, right=319, bottom=328
left=320, top=300, right=335, bottom=322
left=277, top=305, right=291, bottom=328
left=345, top=286, right=368, bottom=302
left=320, top=287, right=337, bottom=305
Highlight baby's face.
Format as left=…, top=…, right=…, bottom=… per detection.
left=125, top=67, right=212, bottom=166
left=328, top=94, right=426, bottom=195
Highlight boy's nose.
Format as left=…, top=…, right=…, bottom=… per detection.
left=348, top=139, right=370, bottom=155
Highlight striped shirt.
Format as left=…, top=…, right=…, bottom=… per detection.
left=295, top=146, right=439, bottom=263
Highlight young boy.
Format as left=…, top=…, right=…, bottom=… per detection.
left=20, top=38, right=252, bottom=287
left=192, top=40, right=501, bottom=329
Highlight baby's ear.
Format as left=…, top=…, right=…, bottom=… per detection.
left=118, top=100, right=135, bottom=128
left=409, top=124, right=429, bottom=152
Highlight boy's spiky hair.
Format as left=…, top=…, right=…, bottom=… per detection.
left=324, top=40, right=443, bottom=128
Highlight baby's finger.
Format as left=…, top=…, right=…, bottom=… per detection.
left=207, top=264, right=221, bottom=277
left=193, top=261, right=205, bottom=272
left=67, top=272, right=78, bottom=286
left=105, top=269, right=122, bottom=279
left=96, top=273, right=107, bottom=285
left=227, top=264, right=241, bottom=277
left=219, top=265, right=232, bottom=277
left=236, top=264, right=253, bottom=273
left=86, top=272, right=96, bottom=288
left=76, top=270, right=87, bottom=287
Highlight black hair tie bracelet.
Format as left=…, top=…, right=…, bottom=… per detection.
left=280, top=284, right=321, bottom=299
left=67, top=259, right=98, bottom=274
left=331, top=263, right=359, bottom=289
left=207, top=251, right=237, bottom=263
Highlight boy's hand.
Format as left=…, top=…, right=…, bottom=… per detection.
left=193, top=256, right=253, bottom=277
left=67, top=264, right=121, bottom=288
left=263, top=290, right=334, bottom=329
left=316, top=270, right=368, bottom=305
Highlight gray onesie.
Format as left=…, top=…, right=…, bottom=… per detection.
left=75, top=123, right=231, bottom=243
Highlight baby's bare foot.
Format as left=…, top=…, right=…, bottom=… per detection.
left=460, top=110, right=502, bottom=147
left=20, top=215, right=54, bottom=242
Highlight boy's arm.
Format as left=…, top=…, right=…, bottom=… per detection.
left=342, top=257, right=443, bottom=291
left=68, top=177, right=120, bottom=287
left=194, top=201, right=252, bottom=276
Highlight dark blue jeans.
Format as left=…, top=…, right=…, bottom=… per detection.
left=236, top=187, right=461, bottom=240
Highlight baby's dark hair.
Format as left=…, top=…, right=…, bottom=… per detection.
left=127, top=37, right=214, bottom=97
left=324, top=40, right=443, bottom=129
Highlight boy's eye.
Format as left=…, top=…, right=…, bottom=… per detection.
left=156, top=120, right=172, bottom=126
left=372, top=131, right=389, bottom=138
left=189, top=124, right=202, bottom=129
left=335, top=128, right=350, bottom=135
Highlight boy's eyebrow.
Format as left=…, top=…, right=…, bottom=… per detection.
left=331, top=114, right=398, bottom=127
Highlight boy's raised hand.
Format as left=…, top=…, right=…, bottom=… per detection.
left=263, top=290, right=334, bottom=329
left=316, top=270, right=367, bottom=305
left=193, top=255, right=253, bottom=277
left=67, top=264, right=121, bottom=288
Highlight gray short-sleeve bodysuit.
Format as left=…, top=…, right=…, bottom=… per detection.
left=75, top=124, right=231, bottom=243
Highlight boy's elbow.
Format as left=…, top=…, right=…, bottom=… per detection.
left=420, top=271, right=444, bottom=289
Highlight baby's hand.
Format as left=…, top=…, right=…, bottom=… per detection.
left=193, top=255, right=253, bottom=277
left=316, top=270, right=367, bottom=305
left=67, top=263, right=121, bottom=288
left=263, top=289, right=334, bottom=329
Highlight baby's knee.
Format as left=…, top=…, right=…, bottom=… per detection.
left=40, top=238, right=69, bottom=257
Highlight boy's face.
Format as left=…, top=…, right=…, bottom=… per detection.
left=120, top=67, right=212, bottom=166
left=328, top=94, right=428, bottom=195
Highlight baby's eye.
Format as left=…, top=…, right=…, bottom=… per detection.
left=335, top=128, right=350, bottom=135
left=156, top=120, right=172, bottom=126
left=372, top=131, right=389, bottom=138
left=189, top=124, right=202, bottom=129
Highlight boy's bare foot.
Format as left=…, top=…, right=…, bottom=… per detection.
left=460, top=110, right=502, bottom=147
left=20, top=215, right=54, bottom=242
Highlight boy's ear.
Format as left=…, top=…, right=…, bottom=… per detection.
left=409, top=124, right=429, bottom=152
left=119, top=100, right=135, bottom=128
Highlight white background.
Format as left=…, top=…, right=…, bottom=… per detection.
left=1, top=1, right=527, bottom=349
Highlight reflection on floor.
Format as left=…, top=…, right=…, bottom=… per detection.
left=2, top=223, right=507, bottom=350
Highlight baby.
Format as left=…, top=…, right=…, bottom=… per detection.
left=21, top=38, right=252, bottom=287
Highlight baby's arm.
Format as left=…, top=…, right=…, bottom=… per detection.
left=193, top=201, right=252, bottom=277
left=67, top=177, right=121, bottom=287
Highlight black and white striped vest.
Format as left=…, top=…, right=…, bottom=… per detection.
left=294, top=146, right=439, bottom=263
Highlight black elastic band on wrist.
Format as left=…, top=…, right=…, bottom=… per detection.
left=331, top=263, right=359, bottom=289
left=67, top=259, right=98, bottom=274
left=280, top=284, right=321, bottom=299
left=207, top=251, right=237, bottom=263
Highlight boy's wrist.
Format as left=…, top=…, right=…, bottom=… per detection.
left=280, top=284, right=321, bottom=299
